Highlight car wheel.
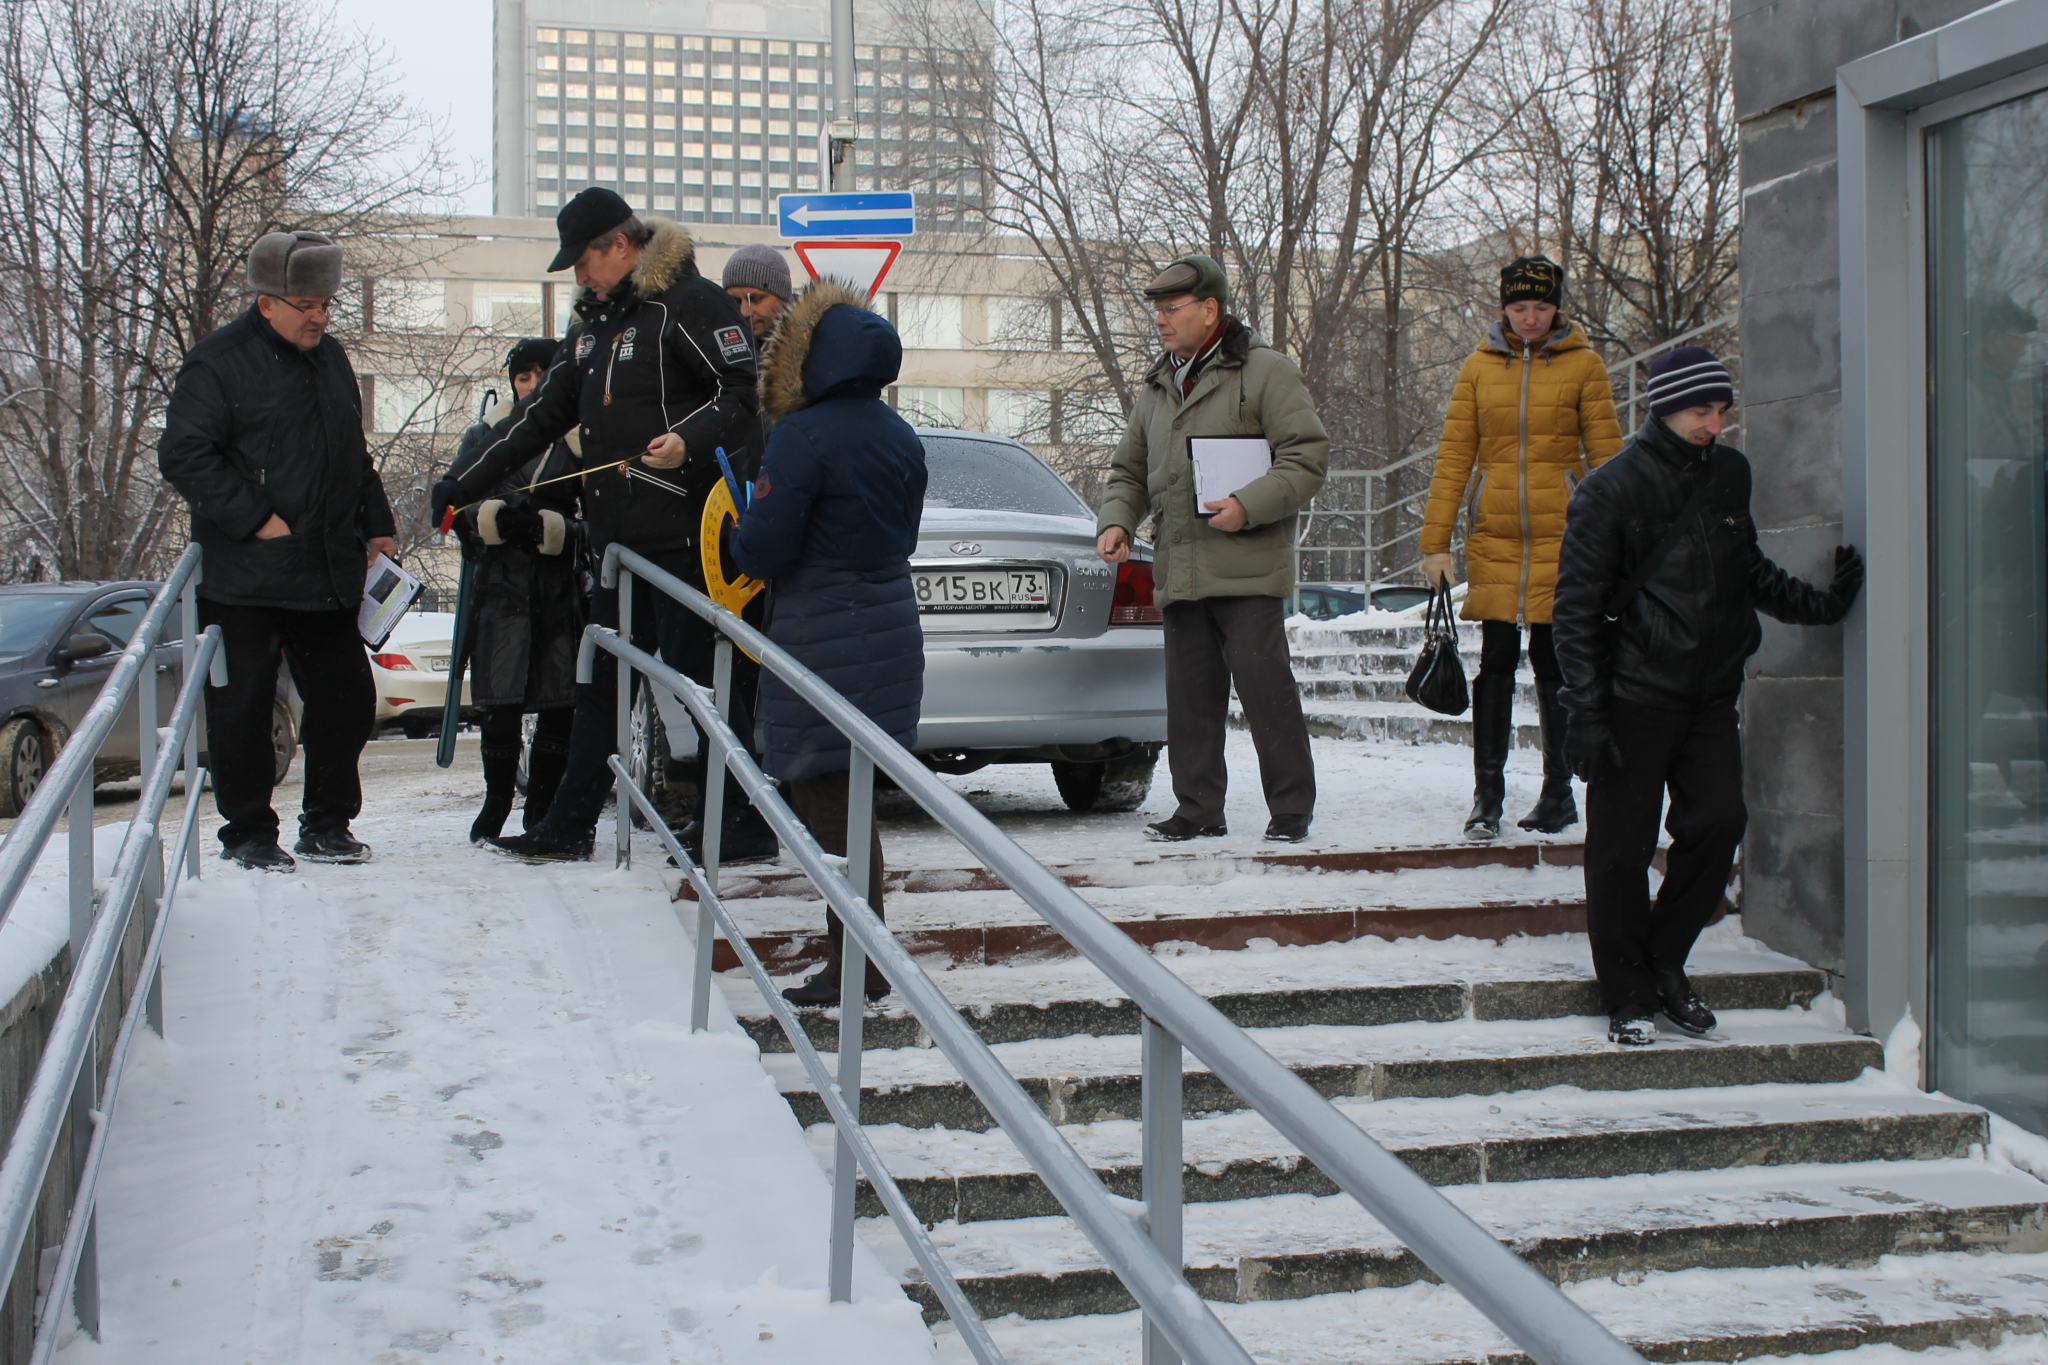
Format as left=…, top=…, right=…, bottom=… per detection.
left=400, top=714, right=439, bottom=740
left=0, top=717, right=51, bottom=818
left=627, top=681, right=669, bottom=829
left=1050, top=759, right=1105, bottom=811
left=1052, top=753, right=1158, bottom=814
left=271, top=701, right=296, bottom=785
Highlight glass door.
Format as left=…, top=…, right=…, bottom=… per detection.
left=1927, top=87, right=2048, bottom=1134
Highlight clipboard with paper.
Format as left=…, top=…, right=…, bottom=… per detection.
left=1189, top=436, right=1273, bottom=518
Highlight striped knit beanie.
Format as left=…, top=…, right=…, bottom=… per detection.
left=1647, top=345, right=1735, bottom=419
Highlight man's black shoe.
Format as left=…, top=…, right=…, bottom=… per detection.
left=1264, top=814, right=1312, bottom=843
left=1146, top=815, right=1227, bottom=842
left=486, top=827, right=594, bottom=863
left=1608, top=1012, right=1656, bottom=1046
left=670, top=816, right=781, bottom=868
left=223, top=840, right=295, bottom=874
left=1655, top=969, right=1717, bottom=1036
left=294, top=828, right=371, bottom=864
left=781, top=964, right=889, bottom=1008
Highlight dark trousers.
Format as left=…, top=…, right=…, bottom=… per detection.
left=541, top=551, right=757, bottom=838
left=1161, top=595, right=1315, bottom=826
left=476, top=703, right=574, bottom=750
left=197, top=599, right=373, bottom=850
left=1583, top=699, right=1747, bottom=1016
left=1477, top=620, right=1560, bottom=680
left=782, top=769, right=888, bottom=991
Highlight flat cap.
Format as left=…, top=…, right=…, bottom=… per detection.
left=1142, top=253, right=1230, bottom=308
left=247, top=231, right=343, bottom=298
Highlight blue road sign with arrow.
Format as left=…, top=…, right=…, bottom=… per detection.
left=777, top=192, right=916, bottom=239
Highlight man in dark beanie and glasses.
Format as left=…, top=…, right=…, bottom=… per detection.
left=158, top=230, right=397, bottom=872
left=1552, top=345, right=1864, bottom=1046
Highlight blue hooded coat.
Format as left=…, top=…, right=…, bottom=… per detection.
left=731, top=283, right=926, bottom=780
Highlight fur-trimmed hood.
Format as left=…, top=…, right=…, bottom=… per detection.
left=759, top=280, right=900, bottom=422
left=575, top=216, right=700, bottom=309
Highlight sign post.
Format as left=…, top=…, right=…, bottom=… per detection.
left=779, top=191, right=917, bottom=302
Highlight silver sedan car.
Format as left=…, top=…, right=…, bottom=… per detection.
left=910, top=429, right=1166, bottom=811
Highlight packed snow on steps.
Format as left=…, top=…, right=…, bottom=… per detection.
left=51, top=769, right=933, bottom=1364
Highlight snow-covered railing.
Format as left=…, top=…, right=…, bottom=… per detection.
left=590, top=543, right=1648, bottom=1365
left=0, top=544, right=223, bottom=1360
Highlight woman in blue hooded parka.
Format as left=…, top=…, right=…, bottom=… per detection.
left=731, top=280, right=926, bottom=1008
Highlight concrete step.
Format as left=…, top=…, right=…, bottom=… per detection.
left=1286, top=624, right=1485, bottom=651
left=772, top=1015, right=1884, bottom=1132
left=834, top=1081, right=1991, bottom=1225
left=736, top=963, right=1824, bottom=1055
left=880, top=1157, right=2048, bottom=1322
left=1291, top=648, right=1481, bottom=675
left=1236, top=700, right=1544, bottom=749
left=1297, top=675, right=1540, bottom=706
left=928, top=1249, right=2048, bottom=1363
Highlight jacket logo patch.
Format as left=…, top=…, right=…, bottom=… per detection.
left=715, top=325, right=751, bottom=363
left=575, top=334, right=596, bottom=361
left=753, top=472, right=771, bottom=498
left=618, top=326, right=637, bottom=361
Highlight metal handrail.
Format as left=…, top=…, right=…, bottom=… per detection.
left=595, top=543, right=1647, bottom=1365
left=0, top=544, right=223, bottom=1347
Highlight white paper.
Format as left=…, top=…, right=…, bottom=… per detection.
left=1189, top=436, right=1274, bottom=516
left=359, top=553, right=422, bottom=648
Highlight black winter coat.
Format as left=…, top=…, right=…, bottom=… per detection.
left=731, top=283, right=925, bottom=781
left=446, top=396, right=585, bottom=711
left=158, top=306, right=396, bottom=611
left=446, top=219, right=760, bottom=582
left=1553, top=418, right=1849, bottom=716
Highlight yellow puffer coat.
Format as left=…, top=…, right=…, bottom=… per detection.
left=1420, top=321, right=1622, bottom=624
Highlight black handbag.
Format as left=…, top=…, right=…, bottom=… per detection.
left=1405, top=583, right=1469, bottom=716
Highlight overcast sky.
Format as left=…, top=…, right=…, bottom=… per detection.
left=334, top=0, right=497, bottom=213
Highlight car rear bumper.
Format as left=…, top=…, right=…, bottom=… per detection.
left=915, top=629, right=1167, bottom=752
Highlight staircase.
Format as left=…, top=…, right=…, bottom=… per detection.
left=1235, top=616, right=1547, bottom=749
left=728, top=844, right=2048, bottom=1362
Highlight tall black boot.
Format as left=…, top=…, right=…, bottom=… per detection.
left=522, top=732, right=571, bottom=832
left=1464, top=673, right=1515, bottom=842
left=689, top=746, right=780, bottom=865
left=472, top=743, right=521, bottom=844
left=1519, top=679, right=1580, bottom=833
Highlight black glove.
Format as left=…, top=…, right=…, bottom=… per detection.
left=429, top=477, right=466, bottom=527
left=489, top=502, right=544, bottom=549
left=1565, top=712, right=1626, bottom=782
left=1829, top=544, right=1865, bottom=613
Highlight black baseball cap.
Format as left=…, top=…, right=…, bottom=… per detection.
left=549, top=187, right=635, bottom=273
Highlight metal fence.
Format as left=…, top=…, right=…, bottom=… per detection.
left=0, top=544, right=223, bottom=1361
left=1294, top=314, right=1742, bottom=594
left=593, top=543, right=1647, bottom=1365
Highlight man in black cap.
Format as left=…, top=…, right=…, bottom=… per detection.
left=431, top=188, right=775, bottom=863
left=159, top=230, right=397, bottom=872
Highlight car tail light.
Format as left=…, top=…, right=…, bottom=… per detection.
left=385, top=697, right=417, bottom=707
left=1110, top=560, right=1163, bottom=625
left=372, top=653, right=416, bottom=670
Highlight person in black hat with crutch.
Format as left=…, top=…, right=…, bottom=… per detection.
left=1552, top=345, right=1864, bottom=1047
left=430, top=188, right=776, bottom=863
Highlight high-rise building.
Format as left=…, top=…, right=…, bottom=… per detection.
left=491, top=0, right=977, bottom=229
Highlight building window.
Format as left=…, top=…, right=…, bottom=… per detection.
left=987, top=389, right=1052, bottom=441
left=987, top=296, right=1058, bottom=351
left=894, top=295, right=963, bottom=350
left=472, top=283, right=544, bottom=335
left=895, top=386, right=964, bottom=427
left=375, top=278, right=445, bottom=333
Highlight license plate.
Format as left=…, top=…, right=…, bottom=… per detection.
left=426, top=656, right=451, bottom=672
left=914, top=568, right=1050, bottom=613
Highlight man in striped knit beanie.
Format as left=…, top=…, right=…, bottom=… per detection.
left=1550, top=344, right=1865, bottom=1048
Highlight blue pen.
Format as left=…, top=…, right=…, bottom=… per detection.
left=713, top=446, right=748, bottom=513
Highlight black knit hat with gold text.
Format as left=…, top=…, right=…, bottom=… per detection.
left=1500, top=255, right=1563, bottom=308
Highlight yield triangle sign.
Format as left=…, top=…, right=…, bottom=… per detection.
left=791, top=240, right=903, bottom=301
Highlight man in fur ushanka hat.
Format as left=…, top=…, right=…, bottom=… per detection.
left=432, top=188, right=775, bottom=864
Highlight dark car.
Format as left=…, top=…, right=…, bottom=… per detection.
left=0, top=582, right=300, bottom=817
left=1293, top=582, right=1433, bottom=620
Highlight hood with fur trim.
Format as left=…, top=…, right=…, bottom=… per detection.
left=759, top=280, right=900, bottom=422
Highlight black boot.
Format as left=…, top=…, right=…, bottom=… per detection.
left=1464, top=673, right=1514, bottom=842
left=1518, top=680, right=1580, bottom=834
left=782, top=961, right=890, bottom=1007
left=522, top=732, right=570, bottom=832
left=471, top=743, right=521, bottom=844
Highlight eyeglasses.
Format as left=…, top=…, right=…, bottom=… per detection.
left=1152, top=298, right=1200, bottom=319
left=271, top=295, right=335, bottom=319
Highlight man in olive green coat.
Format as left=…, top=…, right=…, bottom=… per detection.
left=1097, top=254, right=1331, bottom=842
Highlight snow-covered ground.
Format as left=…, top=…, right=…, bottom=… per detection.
left=54, top=755, right=934, bottom=1364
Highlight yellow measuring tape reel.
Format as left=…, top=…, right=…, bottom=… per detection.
left=700, top=478, right=765, bottom=616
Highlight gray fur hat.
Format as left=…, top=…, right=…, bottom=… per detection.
left=722, top=243, right=793, bottom=301
left=247, top=231, right=343, bottom=297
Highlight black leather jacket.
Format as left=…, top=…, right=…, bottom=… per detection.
left=157, top=305, right=396, bottom=611
left=1552, top=418, right=1847, bottom=715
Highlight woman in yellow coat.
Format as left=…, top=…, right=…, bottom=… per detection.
left=1419, top=256, right=1622, bottom=841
